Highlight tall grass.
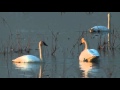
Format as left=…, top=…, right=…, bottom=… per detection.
left=97, top=28, right=120, bottom=52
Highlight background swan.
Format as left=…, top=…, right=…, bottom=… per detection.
left=89, top=13, right=111, bottom=32
left=12, top=41, right=48, bottom=63
left=79, top=38, right=100, bottom=62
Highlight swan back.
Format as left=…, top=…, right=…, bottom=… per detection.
left=89, top=26, right=109, bottom=32
left=88, top=49, right=100, bottom=56
left=12, top=55, right=40, bottom=63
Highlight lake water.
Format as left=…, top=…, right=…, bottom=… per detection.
left=0, top=12, right=120, bottom=78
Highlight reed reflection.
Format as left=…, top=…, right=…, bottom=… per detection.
left=90, top=32, right=111, bottom=50
left=90, top=32, right=109, bottom=39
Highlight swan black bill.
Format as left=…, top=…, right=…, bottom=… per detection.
left=80, top=43, right=82, bottom=45
left=43, top=41, right=48, bottom=46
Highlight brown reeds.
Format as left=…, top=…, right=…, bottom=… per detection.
left=48, top=25, right=59, bottom=56
left=70, top=31, right=85, bottom=56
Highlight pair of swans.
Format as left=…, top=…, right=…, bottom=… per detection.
left=12, top=38, right=99, bottom=63
left=13, top=13, right=108, bottom=63
left=82, top=13, right=110, bottom=60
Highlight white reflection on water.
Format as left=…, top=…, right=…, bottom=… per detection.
left=12, top=62, right=44, bottom=78
left=90, top=32, right=109, bottom=39
left=79, top=60, right=99, bottom=78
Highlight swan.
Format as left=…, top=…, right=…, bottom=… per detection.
left=79, top=38, right=100, bottom=62
left=12, top=41, right=48, bottom=63
left=89, top=13, right=111, bottom=32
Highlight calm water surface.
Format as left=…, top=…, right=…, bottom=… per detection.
left=0, top=12, right=120, bottom=78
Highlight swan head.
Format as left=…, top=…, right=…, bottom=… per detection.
left=89, top=28, right=94, bottom=33
left=80, top=38, right=86, bottom=45
left=39, top=41, right=48, bottom=46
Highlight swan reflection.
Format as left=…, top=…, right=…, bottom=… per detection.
left=79, top=60, right=99, bottom=78
left=13, top=63, right=44, bottom=78
left=90, top=32, right=109, bottom=39
left=90, top=32, right=110, bottom=49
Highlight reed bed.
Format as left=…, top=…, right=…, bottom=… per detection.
left=0, top=32, right=32, bottom=55
left=0, top=26, right=120, bottom=78
left=1, top=27, right=120, bottom=58
left=97, top=28, right=120, bottom=52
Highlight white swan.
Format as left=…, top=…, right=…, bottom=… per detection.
left=12, top=41, right=48, bottom=63
left=79, top=38, right=100, bottom=62
left=89, top=13, right=111, bottom=32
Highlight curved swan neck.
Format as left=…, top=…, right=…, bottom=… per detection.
left=39, top=42, right=43, bottom=61
left=108, top=13, right=111, bottom=29
left=84, top=41, right=88, bottom=50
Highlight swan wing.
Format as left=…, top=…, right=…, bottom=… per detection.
left=26, top=55, right=40, bottom=62
left=12, top=55, right=40, bottom=63
left=91, top=26, right=109, bottom=31
left=88, top=49, right=100, bottom=56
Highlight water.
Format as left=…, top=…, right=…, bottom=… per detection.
left=0, top=12, right=120, bottom=78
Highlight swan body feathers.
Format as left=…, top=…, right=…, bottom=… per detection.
left=79, top=38, right=100, bottom=62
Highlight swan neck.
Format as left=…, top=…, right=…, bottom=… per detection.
left=108, top=13, right=111, bottom=29
left=39, top=43, right=43, bottom=61
left=84, top=41, right=88, bottom=50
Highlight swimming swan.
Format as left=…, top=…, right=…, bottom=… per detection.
left=79, top=38, right=100, bottom=62
left=89, top=13, right=111, bottom=32
left=12, top=41, right=48, bottom=63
